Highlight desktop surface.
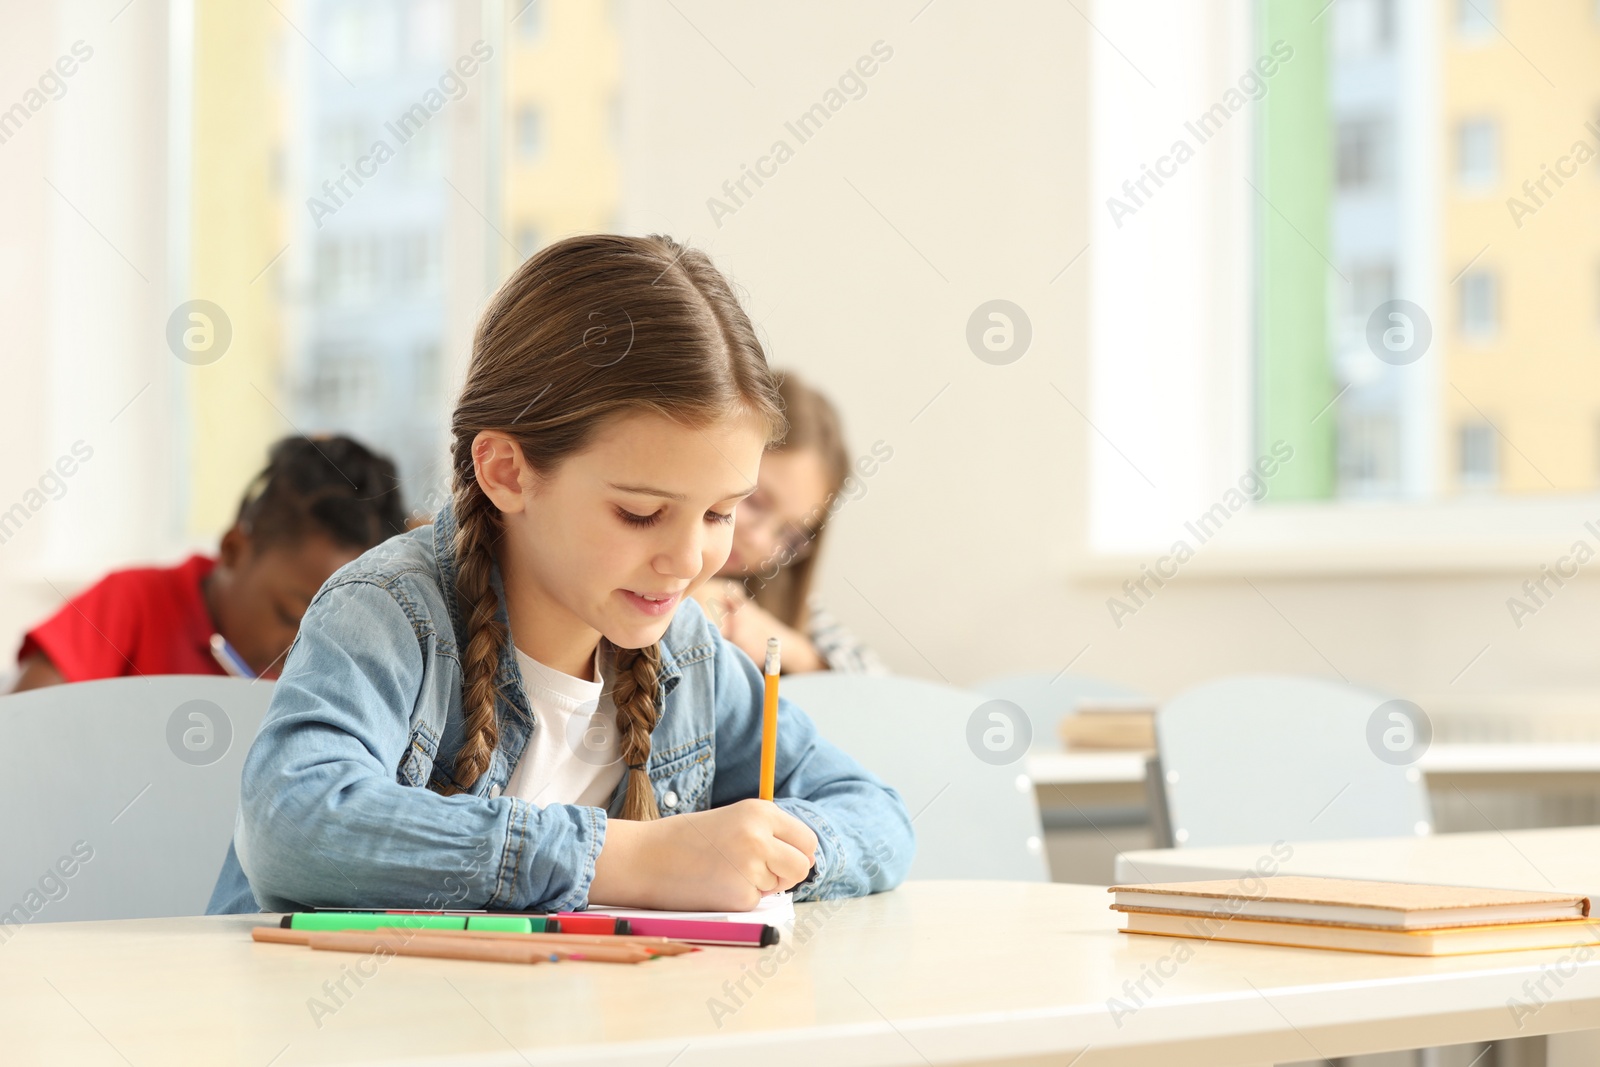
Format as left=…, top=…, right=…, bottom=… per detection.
left=5, top=879, right=1600, bottom=1066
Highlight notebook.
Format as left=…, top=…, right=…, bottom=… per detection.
left=1121, top=910, right=1600, bottom=957
left=1108, top=876, right=1589, bottom=931
left=584, top=890, right=795, bottom=926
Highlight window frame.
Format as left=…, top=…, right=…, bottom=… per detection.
left=1080, top=0, right=1599, bottom=579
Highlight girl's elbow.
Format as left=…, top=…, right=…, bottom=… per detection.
left=236, top=789, right=337, bottom=907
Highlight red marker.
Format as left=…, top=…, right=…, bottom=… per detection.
left=558, top=912, right=778, bottom=947
left=551, top=913, right=632, bottom=936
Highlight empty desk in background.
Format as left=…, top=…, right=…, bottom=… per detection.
left=7, top=880, right=1600, bottom=1066
left=1027, top=743, right=1600, bottom=795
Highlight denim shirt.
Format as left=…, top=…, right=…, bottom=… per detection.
left=206, top=500, right=914, bottom=915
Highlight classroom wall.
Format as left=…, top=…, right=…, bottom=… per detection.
left=4, top=0, right=1598, bottom=717
left=614, top=0, right=1600, bottom=713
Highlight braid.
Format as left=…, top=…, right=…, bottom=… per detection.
left=438, top=480, right=508, bottom=795
left=608, top=641, right=663, bottom=820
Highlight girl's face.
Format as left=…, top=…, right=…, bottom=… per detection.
left=721, top=447, right=831, bottom=578
left=483, top=409, right=767, bottom=657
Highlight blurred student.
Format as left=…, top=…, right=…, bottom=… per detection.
left=692, top=372, right=887, bottom=674
left=13, top=435, right=406, bottom=690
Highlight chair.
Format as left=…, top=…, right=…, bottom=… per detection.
left=0, top=676, right=275, bottom=924
left=975, top=670, right=1145, bottom=753
left=1150, top=675, right=1433, bottom=850
left=782, top=673, right=1049, bottom=882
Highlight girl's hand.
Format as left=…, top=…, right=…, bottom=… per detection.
left=590, top=799, right=818, bottom=911
left=721, top=590, right=828, bottom=674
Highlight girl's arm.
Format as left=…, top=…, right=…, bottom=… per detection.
left=708, top=631, right=915, bottom=899
left=233, top=579, right=604, bottom=914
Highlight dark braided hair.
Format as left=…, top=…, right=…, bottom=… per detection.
left=234, top=435, right=407, bottom=553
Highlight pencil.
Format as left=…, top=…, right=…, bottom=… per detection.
left=253, top=926, right=559, bottom=964
left=379, top=928, right=699, bottom=955
left=760, top=636, right=781, bottom=800
left=373, top=928, right=655, bottom=963
left=253, top=926, right=654, bottom=964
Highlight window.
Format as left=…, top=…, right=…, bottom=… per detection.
left=394, top=232, right=440, bottom=293
left=514, top=225, right=541, bottom=260
left=1456, top=119, right=1498, bottom=189
left=1459, top=423, right=1498, bottom=489
left=1459, top=271, right=1498, bottom=339
left=326, top=5, right=397, bottom=79
left=516, top=105, right=544, bottom=161
left=1333, top=0, right=1393, bottom=56
left=1344, top=264, right=1395, bottom=342
left=317, top=235, right=384, bottom=303
left=1457, top=0, right=1496, bottom=38
left=1088, top=0, right=1600, bottom=571
left=513, top=0, right=544, bottom=41
left=1337, top=412, right=1401, bottom=495
left=1336, top=118, right=1387, bottom=191
left=305, top=349, right=380, bottom=416
left=406, top=0, right=447, bottom=65
left=321, top=120, right=366, bottom=168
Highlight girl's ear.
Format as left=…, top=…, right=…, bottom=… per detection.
left=216, top=523, right=251, bottom=570
left=472, top=431, right=534, bottom=515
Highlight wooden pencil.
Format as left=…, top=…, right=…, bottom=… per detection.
left=252, top=925, right=655, bottom=964
left=374, top=926, right=697, bottom=955
left=373, top=927, right=654, bottom=963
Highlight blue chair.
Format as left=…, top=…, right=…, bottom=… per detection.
left=975, top=670, right=1146, bottom=753
left=783, top=673, right=1049, bottom=882
left=0, top=676, right=275, bottom=923
left=1151, top=674, right=1433, bottom=849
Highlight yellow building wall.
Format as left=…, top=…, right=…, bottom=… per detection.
left=1441, top=1, right=1600, bottom=494
left=503, top=0, right=620, bottom=273
left=186, top=0, right=286, bottom=538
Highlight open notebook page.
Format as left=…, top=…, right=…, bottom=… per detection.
left=583, top=891, right=795, bottom=926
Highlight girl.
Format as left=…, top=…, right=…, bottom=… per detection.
left=14, top=435, right=405, bottom=690
left=693, top=372, right=886, bottom=674
left=209, top=235, right=913, bottom=916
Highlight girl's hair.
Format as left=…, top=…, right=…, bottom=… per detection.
left=235, top=435, right=407, bottom=552
left=443, top=234, right=784, bottom=817
left=747, top=372, right=850, bottom=630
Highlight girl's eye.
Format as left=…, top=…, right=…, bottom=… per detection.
left=617, top=507, right=663, bottom=528
left=706, top=510, right=735, bottom=526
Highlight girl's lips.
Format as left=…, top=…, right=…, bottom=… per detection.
left=620, top=589, right=681, bottom=617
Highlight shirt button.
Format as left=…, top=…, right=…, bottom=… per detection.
left=662, top=790, right=678, bottom=809
left=489, top=784, right=502, bottom=799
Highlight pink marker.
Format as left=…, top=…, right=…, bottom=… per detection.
left=557, top=912, right=778, bottom=947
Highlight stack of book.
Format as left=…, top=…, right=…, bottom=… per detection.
left=1109, top=876, right=1600, bottom=956
left=1058, top=698, right=1158, bottom=750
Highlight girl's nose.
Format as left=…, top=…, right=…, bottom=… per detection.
left=656, top=528, right=702, bottom=580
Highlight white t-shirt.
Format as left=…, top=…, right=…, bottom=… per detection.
left=504, top=646, right=624, bottom=808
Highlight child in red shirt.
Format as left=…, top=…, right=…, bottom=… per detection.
left=14, top=435, right=407, bottom=690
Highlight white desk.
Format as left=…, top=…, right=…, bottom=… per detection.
left=6, top=880, right=1600, bottom=1066
left=1115, top=828, right=1600, bottom=1065
left=1026, top=744, right=1600, bottom=789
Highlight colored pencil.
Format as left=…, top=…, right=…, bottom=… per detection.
left=253, top=926, right=560, bottom=964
